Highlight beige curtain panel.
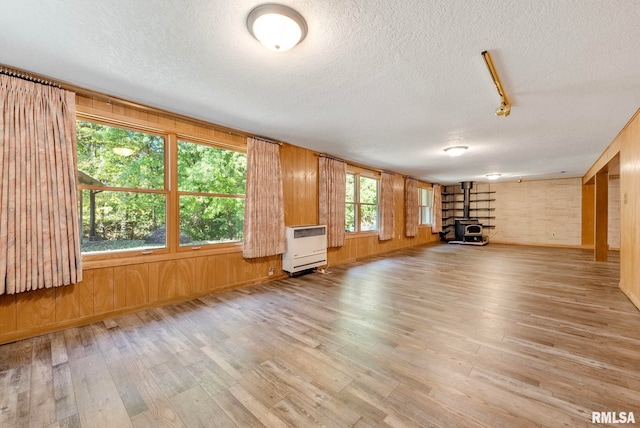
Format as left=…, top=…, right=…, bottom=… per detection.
left=0, top=74, right=82, bottom=295
left=242, top=137, right=286, bottom=258
left=405, top=177, right=418, bottom=237
left=319, top=157, right=346, bottom=247
left=378, top=172, right=395, bottom=241
left=432, top=183, right=443, bottom=234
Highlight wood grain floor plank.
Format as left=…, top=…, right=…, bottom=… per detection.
left=168, top=384, right=235, bottom=428
left=29, top=335, right=56, bottom=427
left=52, top=362, right=78, bottom=422
left=68, top=353, right=132, bottom=428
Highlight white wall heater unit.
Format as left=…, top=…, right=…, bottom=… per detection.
left=282, top=225, right=327, bottom=274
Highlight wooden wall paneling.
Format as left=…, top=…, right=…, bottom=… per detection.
left=608, top=177, right=621, bottom=250
left=111, top=102, right=125, bottom=116
left=281, top=144, right=318, bottom=227
left=582, top=182, right=595, bottom=247
left=619, top=110, right=640, bottom=309
left=0, top=293, right=17, bottom=336
left=126, top=264, right=149, bottom=307
left=225, top=252, right=243, bottom=285
left=92, top=267, right=114, bottom=314
left=206, top=255, right=218, bottom=292
left=193, top=256, right=210, bottom=295
left=55, top=271, right=95, bottom=323
left=174, top=258, right=192, bottom=297
left=92, top=98, right=113, bottom=113
left=214, top=254, right=230, bottom=290
left=113, top=266, right=127, bottom=310
left=76, top=94, right=93, bottom=108
left=594, top=171, right=609, bottom=261
left=149, top=260, right=177, bottom=302
left=16, top=288, right=56, bottom=332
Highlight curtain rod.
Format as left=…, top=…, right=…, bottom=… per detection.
left=319, top=153, right=346, bottom=163
left=0, top=66, right=61, bottom=88
left=251, top=135, right=282, bottom=145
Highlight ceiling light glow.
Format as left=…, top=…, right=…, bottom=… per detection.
left=444, top=146, right=468, bottom=157
left=486, top=173, right=502, bottom=180
left=113, top=147, right=134, bottom=157
left=247, top=4, right=307, bottom=52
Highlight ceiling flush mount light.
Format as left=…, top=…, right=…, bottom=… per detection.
left=444, top=146, right=468, bottom=157
left=486, top=173, right=502, bottom=180
left=481, top=50, right=511, bottom=117
left=247, top=4, right=308, bottom=52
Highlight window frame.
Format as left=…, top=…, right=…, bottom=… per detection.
left=176, top=137, right=247, bottom=251
left=76, top=113, right=247, bottom=261
left=418, top=186, right=434, bottom=226
left=76, top=118, right=170, bottom=259
left=345, top=168, right=380, bottom=234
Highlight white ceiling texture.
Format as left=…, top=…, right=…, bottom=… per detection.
left=2, top=0, right=640, bottom=184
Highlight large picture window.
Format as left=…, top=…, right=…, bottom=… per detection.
left=76, top=120, right=167, bottom=254
left=419, top=187, right=433, bottom=225
left=177, top=140, right=247, bottom=246
left=345, top=172, right=379, bottom=233
left=76, top=119, right=248, bottom=256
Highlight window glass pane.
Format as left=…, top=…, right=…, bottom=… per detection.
left=179, top=196, right=244, bottom=245
left=346, top=173, right=355, bottom=202
left=178, top=141, right=247, bottom=194
left=77, top=120, right=164, bottom=189
left=420, top=207, right=432, bottom=225
left=79, top=190, right=166, bottom=253
left=425, top=189, right=432, bottom=206
left=360, top=177, right=378, bottom=204
left=360, top=204, right=378, bottom=231
left=345, top=203, right=356, bottom=232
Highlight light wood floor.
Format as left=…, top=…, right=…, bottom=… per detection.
left=1, top=244, right=638, bottom=427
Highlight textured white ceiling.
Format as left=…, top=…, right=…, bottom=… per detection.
left=1, top=0, right=639, bottom=184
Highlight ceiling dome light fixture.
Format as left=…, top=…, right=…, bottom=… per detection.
left=247, top=4, right=308, bottom=52
left=444, top=146, right=468, bottom=157
left=486, top=173, right=502, bottom=180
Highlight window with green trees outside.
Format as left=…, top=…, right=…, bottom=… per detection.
left=76, top=120, right=247, bottom=254
left=345, top=172, right=379, bottom=233
left=76, top=120, right=167, bottom=253
left=177, top=140, right=246, bottom=245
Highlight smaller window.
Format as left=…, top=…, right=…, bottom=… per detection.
left=177, top=140, right=247, bottom=246
left=419, top=188, right=433, bottom=225
left=345, top=172, right=379, bottom=233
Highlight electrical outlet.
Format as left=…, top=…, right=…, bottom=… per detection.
left=268, top=266, right=274, bottom=276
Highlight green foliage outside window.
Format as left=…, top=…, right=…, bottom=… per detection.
left=76, top=120, right=247, bottom=254
left=77, top=121, right=166, bottom=253
left=178, top=141, right=246, bottom=244
left=345, top=172, right=378, bottom=233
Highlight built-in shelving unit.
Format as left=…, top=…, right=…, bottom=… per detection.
left=441, top=184, right=496, bottom=241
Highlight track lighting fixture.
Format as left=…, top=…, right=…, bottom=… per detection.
left=482, top=50, right=511, bottom=117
